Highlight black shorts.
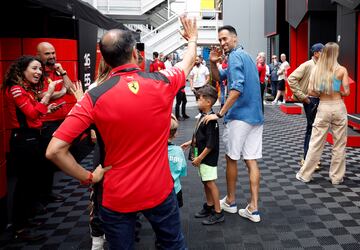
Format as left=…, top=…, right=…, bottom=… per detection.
left=278, top=79, right=285, bottom=91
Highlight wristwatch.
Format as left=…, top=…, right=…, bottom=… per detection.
left=216, top=112, right=223, bottom=118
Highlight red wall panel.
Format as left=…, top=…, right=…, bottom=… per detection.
left=22, top=38, right=78, bottom=61
left=58, top=61, right=78, bottom=81
left=0, top=61, right=14, bottom=85
left=343, top=77, right=356, bottom=114
left=357, top=12, right=360, bottom=113
left=287, top=18, right=309, bottom=102
left=289, top=18, right=308, bottom=69
left=0, top=38, right=22, bottom=61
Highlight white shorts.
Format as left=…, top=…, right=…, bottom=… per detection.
left=223, top=120, right=263, bottom=160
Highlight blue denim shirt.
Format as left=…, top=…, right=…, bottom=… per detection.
left=219, top=46, right=264, bottom=125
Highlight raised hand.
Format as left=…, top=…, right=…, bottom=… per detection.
left=209, top=46, right=222, bottom=63
left=70, top=80, right=84, bottom=101
left=179, top=15, right=198, bottom=42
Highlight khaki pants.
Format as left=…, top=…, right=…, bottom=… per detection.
left=298, top=99, right=347, bottom=183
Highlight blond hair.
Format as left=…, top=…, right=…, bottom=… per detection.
left=169, top=114, right=179, bottom=139
left=310, top=42, right=339, bottom=94
left=95, top=57, right=112, bottom=86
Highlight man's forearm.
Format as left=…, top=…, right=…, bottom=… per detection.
left=218, top=90, right=240, bottom=116
left=175, top=41, right=197, bottom=76
left=46, top=138, right=90, bottom=182
left=62, top=75, right=73, bottom=90
left=210, top=62, right=220, bottom=82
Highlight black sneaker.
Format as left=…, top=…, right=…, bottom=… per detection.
left=194, top=203, right=214, bottom=218
left=183, top=114, right=190, bottom=119
left=14, top=228, right=46, bottom=242
left=202, top=210, right=225, bottom=225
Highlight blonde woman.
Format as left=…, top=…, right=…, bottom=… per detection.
left=296, top=42, right=350, bottom=185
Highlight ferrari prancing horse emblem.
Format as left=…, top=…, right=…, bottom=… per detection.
left=128, top=80, right=139, bottom=94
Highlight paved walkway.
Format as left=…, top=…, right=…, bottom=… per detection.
left=1, top=104, right=360, bottom=249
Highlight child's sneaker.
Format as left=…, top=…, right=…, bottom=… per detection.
left=238, top=205, right=261, bottom=222
left=194, top=203, right=214, bottom=218
left=202, top=210, right=225, bottom=225
left=220, top=196, right=237, bottom=214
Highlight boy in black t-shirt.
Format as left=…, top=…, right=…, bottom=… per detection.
left=182, top=84, right=224, bottom=225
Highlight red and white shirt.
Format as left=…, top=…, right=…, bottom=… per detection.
left=6, top=85, right=48, bottom=129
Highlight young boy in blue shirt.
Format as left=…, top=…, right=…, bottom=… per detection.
left=182, top=84, right=224, bottom=225
left=168, top=114, right=187, bottom=207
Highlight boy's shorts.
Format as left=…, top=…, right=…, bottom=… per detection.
left=198, top=163, right=217, bottom=181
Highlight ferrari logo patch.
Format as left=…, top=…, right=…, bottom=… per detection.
left=128, top=80, right=139, bottom=94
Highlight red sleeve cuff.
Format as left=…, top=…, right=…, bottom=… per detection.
left=35, top=103, right=48, bottom=114
left=53, top=130, right=74, bottom=144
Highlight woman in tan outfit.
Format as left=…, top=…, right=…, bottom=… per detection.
left=296, top=42, right=350, bottom=185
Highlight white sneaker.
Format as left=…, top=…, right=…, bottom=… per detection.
left=238, top=205, right=261, bottom=222
left=220, top=196, right=238, bottom=214
left=295, top=172, right=310, bottom=183
left=91, top=235, right=105, bottom=250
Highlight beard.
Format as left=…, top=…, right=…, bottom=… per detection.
left=46, top=58, right=56, bottom=66
left=195, top=62, right=201, bottom=67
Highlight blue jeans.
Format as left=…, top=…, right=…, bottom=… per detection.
left=303, top=97, right=319, bottom=159
left=100, top=190, right=186, bottom=250
left=271, top=80, right=278, bottom=97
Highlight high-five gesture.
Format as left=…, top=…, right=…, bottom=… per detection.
left=174, top=15, right=198, bottom=76
left=179, top=15, right=198, bottom=42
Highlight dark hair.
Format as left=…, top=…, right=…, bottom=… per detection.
left=3, top=55, right=44, bottom=94
left=169, top=114, right=179, bottom=139
left=153, top=52, right=159, bottom=58
left=196, top=84, right=218, bottom=105
left=218, top=25, right=237, bottom=36
left=99, top=29, right=136, bottom=68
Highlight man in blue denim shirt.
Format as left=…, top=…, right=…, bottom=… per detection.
left=204, top=25, right=264, bottom=222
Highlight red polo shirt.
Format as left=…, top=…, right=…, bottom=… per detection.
left=41, top=67, right=77, bottom=122
left=149, top=59, right=165, bottom=72
left=54, top=63, right=185, bottom=212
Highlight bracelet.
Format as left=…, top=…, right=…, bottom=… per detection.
left=80, top=171, right=93, bottom=185
left=216, top=112, right=223, bottom=118
left=188, top=40, right=197, bottom=44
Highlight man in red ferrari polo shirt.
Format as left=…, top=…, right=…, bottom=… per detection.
left=149, top=51, right=166, bottom=72
left=36, top=42, right=78, bottom=204
left=46, top=15, right=197, bottom=249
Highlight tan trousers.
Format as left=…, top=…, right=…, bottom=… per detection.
left=298, top=99, right=347, bottom=183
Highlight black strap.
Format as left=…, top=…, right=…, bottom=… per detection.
left=190, top=114, right=206, bottom=147
left=112, top=67, right=140, bottom=74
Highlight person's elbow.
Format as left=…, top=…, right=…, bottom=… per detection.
left=46, top=137, right=64, bottom=162
left=46, top=143, right=58, bottom=162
